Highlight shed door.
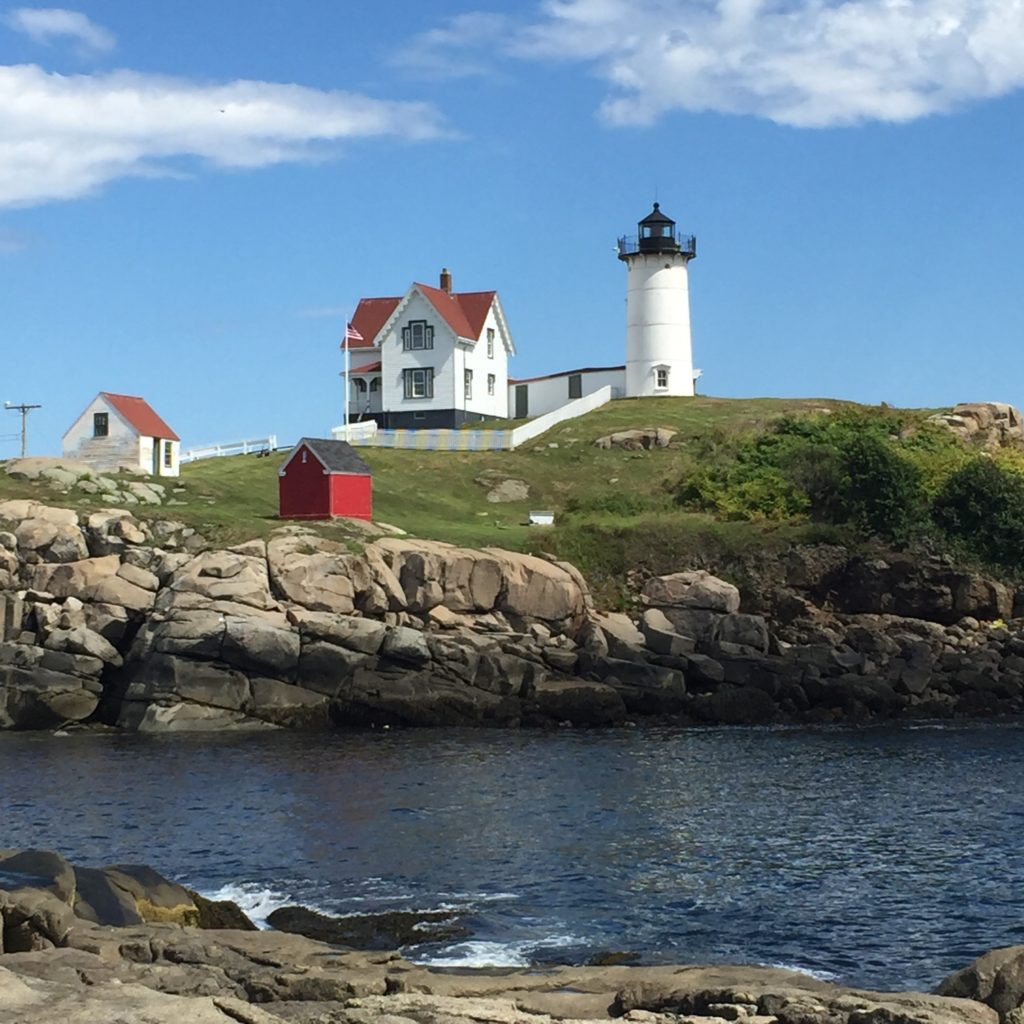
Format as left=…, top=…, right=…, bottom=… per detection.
left=514, top=385, right=528, bottom=419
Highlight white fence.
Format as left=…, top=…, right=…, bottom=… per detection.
left=508, top=386, right=613, bottom=448
left=180, top=435, right=278, bottom=464
left=330, top=420, right=380, bottom=444
left=327, top=387, right=614, bottom=452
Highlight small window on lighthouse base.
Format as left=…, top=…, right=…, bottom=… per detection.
left=655, top=367, right=670, bottom=390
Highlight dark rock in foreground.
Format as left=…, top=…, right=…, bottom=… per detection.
left=266, top=904, right=471, bottom=949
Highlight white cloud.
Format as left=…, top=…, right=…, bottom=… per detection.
left=411, top=0, right=1024, bottom=127
left=5, top=7, right=116, bottom=54
left=0, top=65, right=448, bottom=208
left=392, top=12, right=515, bottom=79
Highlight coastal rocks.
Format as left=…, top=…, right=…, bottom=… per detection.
left=0, top=851, right=1007, bottom=1024
left=266, top=905, right=470, bottom=949
left=938, top=945, right=1024, bottom=1020
left=928, top=403, right=1024, bottom=448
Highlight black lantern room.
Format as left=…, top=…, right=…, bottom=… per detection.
left=637, top=202, right=680, bottom=253
left=618, top=203, right=697, bottom=261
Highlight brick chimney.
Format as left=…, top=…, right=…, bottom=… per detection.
left=439, top=267, right=453, bottom=294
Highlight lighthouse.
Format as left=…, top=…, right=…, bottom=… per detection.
left=617, top=203, right=697, bottom=398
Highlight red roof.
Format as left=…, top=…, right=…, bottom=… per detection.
left=345, top=287, right=497, bottom=347
left=351, top=361, right=381, bottom=373
left=102, top=392, right=180, bottom=441
left=346, top=297, right=400, bottom=349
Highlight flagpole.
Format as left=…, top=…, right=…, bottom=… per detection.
left=344, top=328, right=350, bottom=441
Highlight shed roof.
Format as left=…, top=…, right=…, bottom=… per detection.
left=102, top=392, right=180, bottom=441
left=292, top=437, right=372, bottom=476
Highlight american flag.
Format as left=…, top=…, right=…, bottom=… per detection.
left=343, top=322, right=363, bottom=348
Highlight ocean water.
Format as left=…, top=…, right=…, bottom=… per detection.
left=2, top=722, right=1022, bottom=990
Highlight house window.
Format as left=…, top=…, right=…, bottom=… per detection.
left=352, top=378, right=368, bottom=393
left=403, top=367, right=434, bottom=399
left=401, top=320, right=434, bottom=350
left=93, top=412, right=108, bottom=437
left=487, top=373, right=495, bottom=396
left=301, top=450, right=308, bottom=464
left=656, top=367, right=669, bottom=389
left=568, top=374, right=582, bottom=400
left=370, top=377, right=381, bottom=393
left=486, top=328, right=495, bottom=359
left=163, top=441, right=173, bottom=468
left=464, top=369, right=473, bottom=401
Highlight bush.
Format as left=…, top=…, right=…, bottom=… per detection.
left=932, top=459, right=1024, bottom=569
left=675, top=412, right=929, bottom=540
left=801, top=434, right=927, bottom=541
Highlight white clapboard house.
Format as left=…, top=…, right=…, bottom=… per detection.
left=344, top=269, right=515, bottom=429
left=63, top=392, right=181, bottom=477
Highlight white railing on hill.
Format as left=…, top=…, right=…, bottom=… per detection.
left=330, top=420, right=380, bottom=443
left=180, top=435, right=278, bottom=464
left=327, top=387, right=614, bottom=452
left=508, top=386, right=613, bottom=448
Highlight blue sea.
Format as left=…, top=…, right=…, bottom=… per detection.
left=2, top=722, right=1022, bottom=990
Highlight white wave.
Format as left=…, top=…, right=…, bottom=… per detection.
left=768, top=961, right=840, bottom=982
left=415, top=940, right=533, bottom=968
left=200, top=882, right=295, bottom=928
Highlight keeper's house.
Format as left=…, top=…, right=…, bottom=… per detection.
left=344, top=268, right=514, bottom=429
left=62, top=392, right=181, bottom=477
left=278, top=438, right=373, bottom=521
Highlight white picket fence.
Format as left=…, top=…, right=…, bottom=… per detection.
left=329, top=388, right=614, bottom=452
left=180, top=435, right=278, bottom=464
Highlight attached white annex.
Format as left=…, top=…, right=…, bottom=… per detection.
left=62, top=392, right=181, bottom=477
left=343, top=269, right=515, bottom=429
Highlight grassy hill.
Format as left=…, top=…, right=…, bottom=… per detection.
left=9, top=395, right=1023, bottom=605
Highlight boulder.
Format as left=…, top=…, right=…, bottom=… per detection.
left=15, top=520, right=89, bottom=563
left=74, top=864, right=201, bottom=927
left=641, top=608, right=697, bottom=656
left=595, top=611, right=646, bottom=660
left=43, top=626, right=123, bottom=666
left=267, top=534, right=356, bottom=614
left=333, top=668, right=519, bottom=727
left=29, top=556, right=122, bottom=599
left=287, top=609, right=387, bottom=655
left=594, top=427, right=677, bottom=449
left=488, top=548, right=586, bottom=626
left=169, top=550, right=276, bottom=611
left=715, top=613, right=771, bottom=654
left=643, top=570, right=741, bottom=613
left=939, top=945, right=1024, bottom=1018
left=527, top=679, right=628, bottom=725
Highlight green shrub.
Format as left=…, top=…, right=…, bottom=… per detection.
left=932, top=458, right=1024, bottom=569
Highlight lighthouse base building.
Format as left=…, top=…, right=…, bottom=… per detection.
left=337, top=204, right=698, bottom=429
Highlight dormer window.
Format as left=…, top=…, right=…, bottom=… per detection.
left=402, top=321, right=434, bottom=351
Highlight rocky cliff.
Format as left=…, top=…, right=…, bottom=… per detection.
left=2, top=498, right=1024, bottom=732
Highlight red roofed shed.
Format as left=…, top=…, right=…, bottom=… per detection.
left=279, top=438, right=373, bottom=520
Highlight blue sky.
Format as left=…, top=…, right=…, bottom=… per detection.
left=2, top=0, right=1023, bottom=456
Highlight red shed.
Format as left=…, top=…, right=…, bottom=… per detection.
left=278, top=438, right=373, bottom=521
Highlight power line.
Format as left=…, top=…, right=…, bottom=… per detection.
left=3, top=402, right=42, bottom=458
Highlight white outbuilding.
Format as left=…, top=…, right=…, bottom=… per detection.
left=62, top=392, right=181, bottom=477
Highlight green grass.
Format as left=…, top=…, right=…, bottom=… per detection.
left=0, top=396, right=944, bottom=571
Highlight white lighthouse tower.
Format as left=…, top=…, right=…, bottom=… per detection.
left=618, top=203, right=697, bottom=398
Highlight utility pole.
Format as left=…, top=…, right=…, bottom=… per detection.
left=4, top=402, right=42, bottom=458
